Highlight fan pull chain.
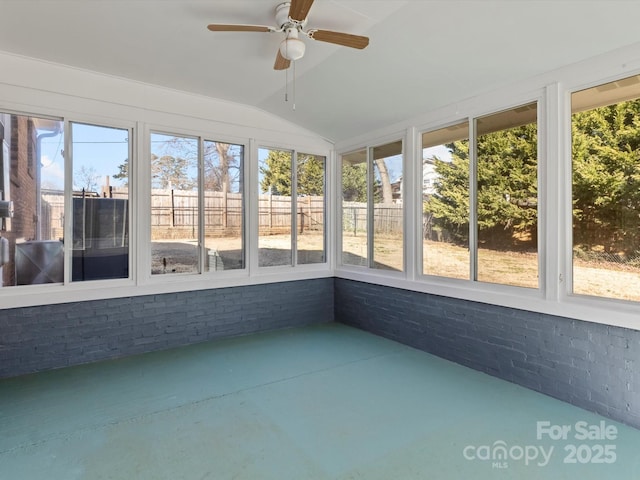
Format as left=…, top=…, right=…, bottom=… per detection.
left=292, top=61, right=296, bottom=111
left=281, top=40, right=295, bottom=110
left=285, top=65, right=289, bottom=103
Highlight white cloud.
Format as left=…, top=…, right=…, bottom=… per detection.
left=41, top=155, right=64, bottom=190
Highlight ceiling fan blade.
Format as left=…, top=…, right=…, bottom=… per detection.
left=288, top=0, right=315, bottom=22
left=274, top=50, right=291, bottom=70
left=310, top=30, right=369, bottom=49
left=207, top=24, right=272, bottom=32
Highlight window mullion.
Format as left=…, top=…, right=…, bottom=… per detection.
left=469, top=117, right=478, bottom=282
left=63, top=119, right=73, bottom=285
left=291, top=150, right=297, bottom=266
left=198, top=137, right=205, bottom=274
left=367, top=147, right=374, bottom=268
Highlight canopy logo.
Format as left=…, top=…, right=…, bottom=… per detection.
left=462, top=420, right=618, bottom=469
left=462, top=441, right=553, bottom=468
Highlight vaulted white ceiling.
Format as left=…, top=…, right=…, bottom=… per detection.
left=1, top=1, right=640, bottom=143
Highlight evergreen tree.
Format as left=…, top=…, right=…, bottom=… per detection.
left=476, top=123, right=538, bottom=248
left=259, top=151, right=325, bottom=196
left=423, top=141, right=470, bottom=243
left=342, top=161, right=367, bottom=202
left=297, top=154, right=325, bottom=196
left=572, top=99, right=640, bottom=254
left=424, top=122, right=538, bottom=248
left=113, top=158, right=129, bottom=186
left=260, top=150, right=292, bottom=195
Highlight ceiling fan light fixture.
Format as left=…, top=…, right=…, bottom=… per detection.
left=279, top=37, right=305, bottom=61
left=206, top=0, right=370, bottom=72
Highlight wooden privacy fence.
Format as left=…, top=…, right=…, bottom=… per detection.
left=41, top=189, right=402, bottom=239
left=152, top=190, right=325, bottom=238
left=258, top=194, right=325, bottom=235
left=342, top=202, right=403, bottom=236
left=40, top=188, right=328, bottom=240
left=151, top=189, right=243, bottom=239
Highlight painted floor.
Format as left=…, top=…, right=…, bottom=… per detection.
left=1, top=323, right=639, bottom=480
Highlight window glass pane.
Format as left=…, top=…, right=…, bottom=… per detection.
left=296, top=153, right=325, bottom=264
left=203, top=141, right=244, bottom=271
left=341, top=149, right=367, bottom=266
left=1, top=113, right=64, bottom=286
left=422, top=123, right=471, bottom=279
left=71, top=123, right=129, bottom=281
left=572, top=75, right=640, bottom=301
left=476, top=102, right=538, bottom=288
left=372, top=141, right=403, bottom=271
left=150, top=133, right=199, bottom=275
left=258, top=148, right=292, bottom=267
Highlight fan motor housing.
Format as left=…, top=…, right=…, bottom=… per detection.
left=275, top=2, right=307, bottom=29
left=275, top=3, right=291, bottom=27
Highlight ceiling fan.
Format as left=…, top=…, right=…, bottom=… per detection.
left=207, top=0, right=370, bottom=70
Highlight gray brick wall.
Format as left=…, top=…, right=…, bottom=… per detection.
left=334, top=278, right=640, bottom=429
left=0, top=278, right=334, bottom=378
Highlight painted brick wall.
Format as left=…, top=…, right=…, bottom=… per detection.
left=334, top=278, right=640, bottom=429
left=0, top=278, right=334, bottom=378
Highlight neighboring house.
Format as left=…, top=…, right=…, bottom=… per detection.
left=422, top=157, right=438, bottom=197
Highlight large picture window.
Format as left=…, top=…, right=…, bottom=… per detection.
left=571, top=75, right=640, bottom=301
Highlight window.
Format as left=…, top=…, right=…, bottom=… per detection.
left=341, top=149, right=367, bottom=267
left=476, top=103, right=538, bottom=288
left=372, top=141, right=403, bottom=271
left=258, top=147, right=326, bottom=267
left=340, top=141, right=404, bottom=271
left=422, top=122, right=470, bottom=279
left=571, top=75, right=640, bottom=301
left=71, top=122, right=130, bottom=281
left=0, top=112, right=64, bottom=287
left=258, top=148, right=293, bottom=267
left=420, top=105, right=538, bottom=287
left=150, top=133, right=199, bottom=275
left=296, top=153, right=326, bottom=264
left=203, top=140, right=244, bottom=271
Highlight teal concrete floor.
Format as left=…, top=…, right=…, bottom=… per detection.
left=1, top=323, right=639, bottom=479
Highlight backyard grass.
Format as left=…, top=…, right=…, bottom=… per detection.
left=343, top=235, right=640, bottom=302
left=151, top=232, right=640, bottom=302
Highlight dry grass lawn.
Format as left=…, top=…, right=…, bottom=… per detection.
left=151, top=232, right=640, bottom=302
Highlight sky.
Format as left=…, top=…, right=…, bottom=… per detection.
left=423, top=145, right=453, bottom=163
left=40, top=128, right=422, bottom=194
left=40, top=123, right=130, bottom=191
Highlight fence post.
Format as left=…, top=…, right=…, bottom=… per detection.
left=170, top=188, right=175, bottom=228
left=353, top=207, right=357, bottom=236
left=299, top=204, right=304, bottom=234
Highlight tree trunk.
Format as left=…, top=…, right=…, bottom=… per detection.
left=215, top=143, right=231, bottom=193
left=374, top=158, right=393, bottom=204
